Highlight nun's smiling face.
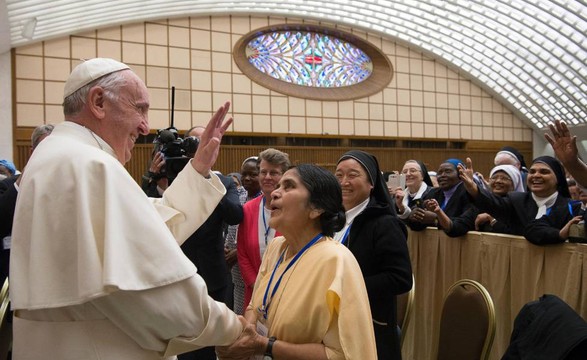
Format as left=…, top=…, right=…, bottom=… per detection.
left=489, top=170, right=514, bottom=196
left=401, top=161, right=423, bottom=190
left=528, top=162, right=557, bottom=197
left=335, top=158, right=373, bottom=211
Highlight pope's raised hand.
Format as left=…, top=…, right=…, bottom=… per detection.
left=192, top=101, right=233, bottom=177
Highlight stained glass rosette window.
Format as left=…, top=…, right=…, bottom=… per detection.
left=245, top=31, right=373, bottom=88
left=234, top=24, right=392, bottom=100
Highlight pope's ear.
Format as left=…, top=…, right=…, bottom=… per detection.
left=87, top=86, right=107, bottom=119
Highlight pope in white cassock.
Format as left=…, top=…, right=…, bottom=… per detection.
left=9, top=58, right=251, bottom=359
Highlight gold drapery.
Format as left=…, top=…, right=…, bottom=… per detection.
left=403, top=229, right=587, bottom=360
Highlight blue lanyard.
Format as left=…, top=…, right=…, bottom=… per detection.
left=340, top=225, right=352, bottom=245
left=543, top=205, right=572, bottom=216
left=261, top=233, right=323, bottom=319
left=262, top=197, right=271, bottom=245
left=542, top=201, right=580, bottom=217
left=568, top=201, right=581, bottom=217
left=441, top=198, right=448, bottom=211
left=568, top=203, right=572, bottom=217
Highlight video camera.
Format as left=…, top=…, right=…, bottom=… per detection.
left=153, top=127, right=199, bottom=181
left=153, top=86, right=199, bottom=182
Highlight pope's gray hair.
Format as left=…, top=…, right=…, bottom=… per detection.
left=62, top=70, right=128, bottom=116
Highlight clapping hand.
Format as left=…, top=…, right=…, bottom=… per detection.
left=424, top=199, right=440, bottom=213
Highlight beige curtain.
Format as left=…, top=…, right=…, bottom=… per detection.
left=403, top=229, right=587, bottom=360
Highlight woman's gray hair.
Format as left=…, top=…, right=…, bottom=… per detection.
left=31, top=124, right=54, bottom=150
left=62, top=70, right=128, bottom=116
left=258, top=148, right=291, bottom=173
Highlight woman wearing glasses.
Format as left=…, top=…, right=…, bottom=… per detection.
left=474, top=164, right=524, bottom=233
left=393, top=160, right=434, bottom=222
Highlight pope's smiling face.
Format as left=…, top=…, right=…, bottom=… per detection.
left=100, top=70, right=150, bottom=164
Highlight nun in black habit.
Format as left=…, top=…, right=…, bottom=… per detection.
left=334, top=150, right=413, bottom=360
left=409, top=159, right=478, bottom=237
left=394, top=160, right=434, bottom=221
left=460, top=156, right=582, bottom=243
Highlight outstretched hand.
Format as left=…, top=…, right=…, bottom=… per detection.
left=545, top=120, right=578, bottom=166
left=545, top=119, right=587, bottom=187
left=216, top=316, right=263, bottom=360
left=192, top=101, right=233, bottom=176
left=458, top=157, right=479, bottom=197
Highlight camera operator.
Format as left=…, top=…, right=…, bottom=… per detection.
left=142, top=126, right=204, bottom=197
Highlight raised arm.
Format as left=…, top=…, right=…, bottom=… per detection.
left=458, top=157, right=479, bottom=198
left=545, top=120, right=587, bottom=187
left=192, top=101, right=233, bottom=177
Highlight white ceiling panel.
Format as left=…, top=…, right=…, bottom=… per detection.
left=1, top=0, right=585, bottom=136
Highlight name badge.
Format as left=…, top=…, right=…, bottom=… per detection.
left=250, top=320, right=269, bottom=360
left=256, top=319, right=268, bottom=337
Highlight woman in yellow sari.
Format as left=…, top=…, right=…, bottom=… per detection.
left=217, top=164, right=376, bottom=360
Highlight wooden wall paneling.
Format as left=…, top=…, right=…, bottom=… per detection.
left=15, top=139, right=532, bottom=185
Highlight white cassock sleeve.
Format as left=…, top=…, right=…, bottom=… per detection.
left=91, top=276, right=242, bottom=356
left=149, top=159, right=226, bottom=245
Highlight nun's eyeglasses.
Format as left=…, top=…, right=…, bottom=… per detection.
left=401, top=168, right=421, bottom=175
left=490, top=175, right=512, bottom=182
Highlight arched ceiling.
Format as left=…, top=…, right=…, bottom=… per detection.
left=2, top=0, right=586, bottom=139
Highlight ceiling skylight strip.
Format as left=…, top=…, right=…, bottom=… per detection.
left=4, top=0, right=587, bottom=128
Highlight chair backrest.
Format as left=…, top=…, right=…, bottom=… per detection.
left=434, top=279, right=496, bottom=360
left=0, top=278, right=11, bottom=360
left=397, top=274, right=415, bottom=349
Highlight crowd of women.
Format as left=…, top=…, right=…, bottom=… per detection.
left=213, top=120, right=585, bottom=360
left=135, top=114, right=585, bottom=360
left=391, top=147, right=583, bottom=245
left=222, top=148, right=412, bottom=360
